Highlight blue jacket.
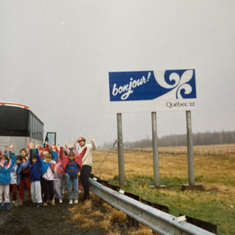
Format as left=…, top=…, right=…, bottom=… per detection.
left=40, top=151, right=57, bottom=176
left=0, top=153, right=17, bottom=185
left=50, top=150, right=58, bottom=162
left=17, top=160, right=30, bottom=185
left=29, top=149, right=41, bottom=181
left=10, top=157, right=30, bottom=185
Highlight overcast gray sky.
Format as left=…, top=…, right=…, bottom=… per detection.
left=1, top=0, right=235, bottom=147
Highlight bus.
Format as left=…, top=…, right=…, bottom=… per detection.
left=0, top=102, right=56, bottom=154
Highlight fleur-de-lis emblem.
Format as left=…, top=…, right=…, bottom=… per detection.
left=154, top=69, right=194, bottom=99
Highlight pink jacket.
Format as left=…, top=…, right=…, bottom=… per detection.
left=55, top=147, right=65, bottom=178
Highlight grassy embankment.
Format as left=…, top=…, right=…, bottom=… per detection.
left=91, top=144, right=235, bottom=235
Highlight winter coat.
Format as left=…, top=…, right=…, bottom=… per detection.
left=29, top=149, right=42, bottom=182
left=40, top=148, right=57, bottom=176
left=0, top=153, right=17, bottom=185
left=9, top=159, right=30, bottom=185
left=62, top=146, right=87, bottom=171
left=55, top=148, right=64, bottom=178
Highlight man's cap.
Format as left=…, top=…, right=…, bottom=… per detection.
left=77, top=137, right=85, bottom=142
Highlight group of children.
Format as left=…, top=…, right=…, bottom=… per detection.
left=0, top=136, right=96, bottom=211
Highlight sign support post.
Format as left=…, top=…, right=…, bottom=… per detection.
left=186, top=110, right=195, bottom=185
left=151, top=112, right=166, bottom=188
left=117, top=113, right=125, bottom=186
left=182, top=111, right=202, bottom=190
left=151, top=112, right=160, bottom=186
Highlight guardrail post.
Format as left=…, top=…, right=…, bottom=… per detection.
left=124, top=192, right=140, bottom=228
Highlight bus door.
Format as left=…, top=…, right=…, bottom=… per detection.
left=45, top=132, right=56, bottom=146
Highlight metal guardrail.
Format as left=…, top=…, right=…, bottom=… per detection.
left=89, top=178, right=216, bottom=235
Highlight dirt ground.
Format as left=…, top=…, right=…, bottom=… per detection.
left=0, top=190, right=138, bottom=235
left=0, top=197, right=112, bottom=235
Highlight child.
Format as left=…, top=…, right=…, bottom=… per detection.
left=29, top=143, right=43, bottom=207
left=60, top=147, right=69, bottom=199
left=51, top=145, right=62, bottom=204
left=41, top=151, right=56, bottom=206
left=62, top=146, right=87, bottom=204
left=19, top=148, right=31, bottom=205
left=10, top=154, right=30, bottom=206
left=0, top=145, right=17, bottom=211
left=10, top=155, right=18, bottom=206
left=65, top=143, right=82, bottom=193
left=5, top=145, right=17, bottom=206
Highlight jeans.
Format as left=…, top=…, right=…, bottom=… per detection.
left=60, top=174, right=67, bottom=198
left=65, top=173, right=78, bottom=200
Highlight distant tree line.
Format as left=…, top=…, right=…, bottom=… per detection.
left=126, top=131, right=235, bottom=148
left=102, top=131, right=235, bottom=148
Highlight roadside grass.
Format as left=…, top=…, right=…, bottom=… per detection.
left=69, top=198, right=111, bottom=230
left=92, top=145, right=235, bottom=235
left=69, top=194, right=152, bottom=234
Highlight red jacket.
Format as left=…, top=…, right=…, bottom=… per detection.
left=61, top=146, right=87, bottom=171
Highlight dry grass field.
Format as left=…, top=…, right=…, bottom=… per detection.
left=94, top=144, right=235, bottom=187
left=72, top=144, right=235, bottom=234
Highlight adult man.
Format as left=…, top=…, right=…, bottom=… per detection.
left=77, top=136, right=96, bottom=200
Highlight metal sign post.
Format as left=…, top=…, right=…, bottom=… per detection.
left=182, top=111, right=202, bottom=190
left=186, top=110, right=195, bottom=185
left=151, top=112, right=160, bottom=186
left=151, top=112, right=166, bottom=188
left=117, top=113, right=125, bottom=186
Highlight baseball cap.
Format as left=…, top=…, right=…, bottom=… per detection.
left=77, top=137, right=85, bottom=142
